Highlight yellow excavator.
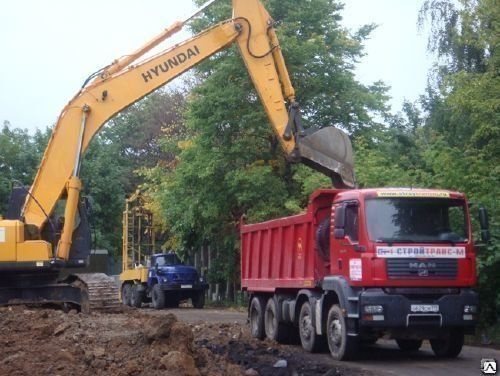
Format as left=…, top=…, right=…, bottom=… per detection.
left=0, top=0, right=354, bottom=312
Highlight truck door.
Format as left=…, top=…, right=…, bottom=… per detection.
left=331, top=201, right=360, bottom=280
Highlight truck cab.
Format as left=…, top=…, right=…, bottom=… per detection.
left=326, top=189, right=478, bottom=355
left=149, top=252, right=206, bottom=292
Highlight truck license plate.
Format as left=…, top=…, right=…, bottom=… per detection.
left=181, top=284, right=192, bottom=289
left=411, top=304, right=439, bottom=313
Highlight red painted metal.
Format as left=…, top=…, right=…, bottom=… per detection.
left=240, top=188, right=477, bottom=293
left=241, top=189, right=339, bottom=291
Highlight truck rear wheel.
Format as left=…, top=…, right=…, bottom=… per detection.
left=192, top=291, right=205, bottom=309
left=264, top=297, right=289, bottom=343
left=430, top=331, right=464, bottom=358
left=299, top=301, right=324, bottom=352
left=130, top=285, right=143, bottom=308
left=396, top=339, right=423, bottom=352
left=151, top=284, right=166, bottom=309
left=326, top=304, right=358, bottom=360
left=121, top=284, right=132, bottom=306
left=249, top=296, right=265, bottom=340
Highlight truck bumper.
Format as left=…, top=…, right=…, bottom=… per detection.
left=159, top=282, right=208, bottom=291
left=358, top=288, right=478, bottom=335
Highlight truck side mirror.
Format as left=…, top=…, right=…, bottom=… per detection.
left=334, top=204, right=346, bottom=239
left=479, top=205, right=491, bottom=244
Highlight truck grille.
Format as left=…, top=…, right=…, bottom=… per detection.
left=172, top=272, right=197, bottom=282
left=386, top=259, right=457, bottom=279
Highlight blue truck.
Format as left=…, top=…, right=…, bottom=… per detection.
left=120, top=252, right=208, bottom=309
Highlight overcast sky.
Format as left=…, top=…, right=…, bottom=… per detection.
left=0, top=0, right=432, bottom=132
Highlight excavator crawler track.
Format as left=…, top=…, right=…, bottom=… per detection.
left=72, top=273, right=122, bottom=314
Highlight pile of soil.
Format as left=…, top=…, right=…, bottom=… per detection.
left=0, top=306, right=369, bottom=376
left=0, top=306, right=242, bottom=376
left=190, top=321, right=368, bottom=376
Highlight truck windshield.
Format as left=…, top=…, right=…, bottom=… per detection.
left=156, top=254, right=183, bottom=266
left=365, top=198, right=468, bottom=243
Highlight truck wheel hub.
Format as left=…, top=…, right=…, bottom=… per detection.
left=329, top=318, right=342, bottom=347
left=251, top=309, right=259, bottom=329
left=300, top=315, right=313, bottom=340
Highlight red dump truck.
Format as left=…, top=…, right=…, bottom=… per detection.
left=241, top=188, right=490, bottom=360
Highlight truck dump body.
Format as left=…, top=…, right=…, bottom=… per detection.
left=241, top=190, right=340, bottom=292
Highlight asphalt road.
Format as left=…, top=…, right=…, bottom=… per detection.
left=168, top=307, right=499, bottom=376
left=342, top=340, right=499, bottom=376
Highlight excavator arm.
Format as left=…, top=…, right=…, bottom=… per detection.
left=21, top=0, right=355, bottom=261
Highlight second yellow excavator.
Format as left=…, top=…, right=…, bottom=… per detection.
left=0, top=0, right=355, bottom=312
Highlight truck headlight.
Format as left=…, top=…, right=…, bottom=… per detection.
left=464, top=305, right=477, bottom=314
left=363, top=305, right=384, bottom=314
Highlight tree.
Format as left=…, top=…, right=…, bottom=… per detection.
left=0, top=122, right=50, bottom=214
left=79, top=89, right=188, bottom=256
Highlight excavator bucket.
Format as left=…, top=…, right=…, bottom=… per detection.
left=296, top=126, right=355, bottom=189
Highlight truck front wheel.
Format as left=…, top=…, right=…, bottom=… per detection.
left=130, top=285, right=143, bottom=308
left=121, top=284, right=132, bottom=306
left=151, top=284, right=166, bottom=309
left=299, top=301, right=324, bottom=352
left=326, top=304, right=358, bottom=360
left=249, top=296, right=265, bottom=340
left=192, top=291, right=205, bottom=309
left=430, top=331, right=464, bottom=358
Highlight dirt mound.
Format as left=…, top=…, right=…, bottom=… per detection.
left=0, top=306, right=242, bottom=376
left=191, top=321, right=370, bottom=376
left=0, top=306, right=369, bottom=376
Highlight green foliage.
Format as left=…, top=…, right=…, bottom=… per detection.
left=79, top=90, right=187, bottom=256
left=80, top=137, right=128, bottom=254
left=0, top=122, right=50, bottom=214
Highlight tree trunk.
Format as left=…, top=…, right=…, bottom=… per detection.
left=194, top=251, right=199, bottom=271
left=226, top=279, right=235, bottom=302
left=207, top=244, right=213, bottom=300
